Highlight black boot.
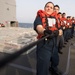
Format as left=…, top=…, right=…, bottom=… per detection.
left=58, top=50, right=63, bottom=54
left=58, top=48, right=63, bottom=54
left=49, top=67, right=63, bottom=75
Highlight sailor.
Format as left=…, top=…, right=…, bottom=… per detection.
left=54, top=5, right=64, bottom=54
left=66, top=16, right=72, bottom=40
left=34, top=1, right=62, bottom=75
left=61, top=13, right=68, bottom=44
left=71, top=17, right=75, bottom=37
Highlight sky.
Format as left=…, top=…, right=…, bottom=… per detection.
left=16, top=0, right=75, bottom=23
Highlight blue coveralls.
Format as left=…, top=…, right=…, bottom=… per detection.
left=67, top=28, right=71, bottom=39
left=34, top=16, right=59, bottom=75
left=71, top=23, right=75, bottom=37
left=63, top=28, right=68, bottom=42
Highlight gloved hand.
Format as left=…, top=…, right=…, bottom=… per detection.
left=44, top=29, right=52, bottom=36
left=53, top=30, right=59, bottom=36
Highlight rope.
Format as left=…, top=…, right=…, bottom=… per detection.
left=0, top=35, right=50, bottom=68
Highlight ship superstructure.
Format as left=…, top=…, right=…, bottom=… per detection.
left=0, top=0, right=18, bottom=27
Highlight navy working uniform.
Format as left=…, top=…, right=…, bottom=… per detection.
left=34, top=10, right=60, bottom=75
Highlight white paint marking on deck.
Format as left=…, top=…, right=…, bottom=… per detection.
left=9, top=63, right=36, bottom=73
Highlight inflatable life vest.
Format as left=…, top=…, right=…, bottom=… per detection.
left=61, top=17, right=67, bottom=26
left=66, top=19, right=72, bottom=28
left=56, top=14, right=62, bottom=29
left=36, top=10, right=58, bottom=39
left=71, top=19, right=75, bottom=24
left=60, top=17, right=67, bottom=30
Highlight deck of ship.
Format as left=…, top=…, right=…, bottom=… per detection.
left=0, top=27, right=75, bottom=75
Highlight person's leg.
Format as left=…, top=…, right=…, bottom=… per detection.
left=57, top=35, right=60, bottom=47
left=60, top=34, right=64, bottom=47
left=51, top=37, right=59, bottom=70
left=50, top=37, right=63, bottom=75
left=57, top=36, right=63, bottom=54
left=58, top=35, right=64, bottom=54
left=71, top=24, right=74, bottom=37
left=64, top=29, right=68, bottom=43
left=51, top=47, right=59, bottom=70
left=36, top=40, right=52, bottom=75
left=67, top=28, right=71, bottom=40
left=63, top=30, right=66, bottom=42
